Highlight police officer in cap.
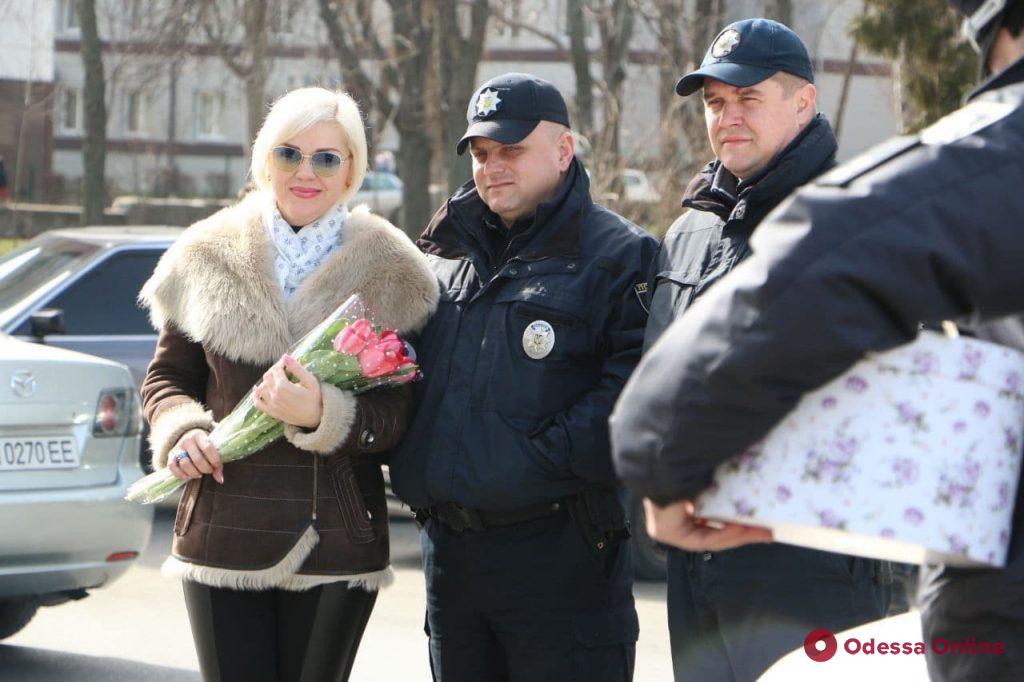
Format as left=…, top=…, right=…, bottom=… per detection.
left=639, top=18, right=892, bottom=681
left=611, top=2, right=1024, bottom=679
left=389, top=72, right=656, bottom=680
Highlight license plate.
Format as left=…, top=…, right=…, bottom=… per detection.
left=0, top=437, right=80, bottom=470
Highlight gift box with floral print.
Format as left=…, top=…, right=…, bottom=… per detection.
left=695, top=331, right=1024, bottom=567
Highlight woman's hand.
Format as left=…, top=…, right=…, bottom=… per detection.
left=168, top=429, right=224, bottom=483
left=253, top=354, right=324, bottom=430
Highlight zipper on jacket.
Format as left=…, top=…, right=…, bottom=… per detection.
left=312, top=455, right=319, bottom=521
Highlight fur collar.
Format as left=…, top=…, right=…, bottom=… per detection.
left=140, top=192, right=439, bottom=365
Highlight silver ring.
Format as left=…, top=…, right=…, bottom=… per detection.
left=174, top=450, right=190, bottom=463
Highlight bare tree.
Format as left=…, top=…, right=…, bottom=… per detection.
left=492, top=0, right=636, bottom=187
left=435, top=0, right=492, bottom=192
left=834, top=1, right=869, bottom=142
left=318, top=0, right=436, bottom=236
left=589, top=0, right=636, bottom=176
left=80, top=0, right=107, bottom=224
left=566, top=0, right=595, bottom=139
left=195, top=0, right=272, bottom=154
left=638, top=0, right=722, bottom=178
left=96, top=0, right=200, bottom=196
left=763, top=0, right=793, bottom=25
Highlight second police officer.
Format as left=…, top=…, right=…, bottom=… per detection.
left=613, top=2, right=1024, bottom=680
left=641, top=19, right=892, bottom=681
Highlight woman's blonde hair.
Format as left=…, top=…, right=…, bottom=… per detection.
left=250, top=87, right=368, bottom=205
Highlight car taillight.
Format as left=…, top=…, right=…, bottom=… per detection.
left=93, top=388, right=141, bottom=437
left=106, top=551, right=139, bottom=562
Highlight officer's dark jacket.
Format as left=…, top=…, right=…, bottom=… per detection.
left=644, top=113, right=837, bottom=349
left=610, top=56, right=1024, bottom=506
left=390, top=158, right=657, bottom=510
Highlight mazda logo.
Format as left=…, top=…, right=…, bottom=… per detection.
left=10, top=371, right=37, bottom=398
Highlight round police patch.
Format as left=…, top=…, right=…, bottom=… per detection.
left=711, top=28, right=741, bottom=58
left=522, top=320, right=556, bottom=360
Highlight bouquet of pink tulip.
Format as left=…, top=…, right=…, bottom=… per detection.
left=125, top=295, right=418, bottom=504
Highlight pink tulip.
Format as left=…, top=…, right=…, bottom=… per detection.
left=376, top=331, right=405, bottom=356
left=333, top=319, right=375, bottom=355
left=359, top=347, right=401, bottom=378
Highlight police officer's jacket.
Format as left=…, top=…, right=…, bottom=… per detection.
left=391, top=158, right=657, bottom=510
left=645, top=113, right=837, bottom=349
left=611, top=56, right=1024, bottom=506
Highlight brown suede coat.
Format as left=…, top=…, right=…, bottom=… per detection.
left=139, top=192, right=438, bottom=590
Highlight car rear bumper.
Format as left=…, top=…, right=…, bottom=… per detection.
left=0, top=462, right=154, bottom=599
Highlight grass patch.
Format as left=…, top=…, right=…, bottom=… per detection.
left=0, top=239, right=25, bottom=256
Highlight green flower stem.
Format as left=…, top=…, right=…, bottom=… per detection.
left=126, top=302, right=417, bottom=505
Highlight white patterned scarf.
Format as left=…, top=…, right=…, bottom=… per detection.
left=262, top=198, right=348, bottom=300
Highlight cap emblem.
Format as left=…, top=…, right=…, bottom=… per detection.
left=475, top=88, right=502, bottom=118
left=711, top=28, right=741, bottom=58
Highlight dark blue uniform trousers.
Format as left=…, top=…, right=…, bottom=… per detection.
left=420, top=511, right=638, bottom=681
left=667, top=543, right=892, bottom=681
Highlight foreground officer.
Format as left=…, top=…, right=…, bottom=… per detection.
left=612, top=2, right=1024, bottom=680
left=641, top=18, right=891, bottom=681
left=389, top=72, right=657, bottom=681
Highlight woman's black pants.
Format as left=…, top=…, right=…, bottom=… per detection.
left=182, top=579, right=378, bottom=682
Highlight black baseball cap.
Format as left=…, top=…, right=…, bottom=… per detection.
left=675, top=18, right=815, bottom=97
left=457, top=73, right=571, bottom=155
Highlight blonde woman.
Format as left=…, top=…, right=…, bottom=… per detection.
left=140, top=88, right=438, bottom=681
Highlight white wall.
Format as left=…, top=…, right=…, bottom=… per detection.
left=0, top=0, right=55, bottom=82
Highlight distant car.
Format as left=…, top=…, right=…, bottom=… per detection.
left=0, top=333, right=153, bottom=640
left=620, top=168, right=661, bottom=204
left=0, top=227, right=181, bottom=471
left=353, top=171, right=403, bottom=222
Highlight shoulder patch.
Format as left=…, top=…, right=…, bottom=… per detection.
left=816, top=135, right=920, bottom=188
left=919, top=100, right=1016, bottom=146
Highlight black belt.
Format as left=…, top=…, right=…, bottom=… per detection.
left=416, top=499, right=566, bottom=532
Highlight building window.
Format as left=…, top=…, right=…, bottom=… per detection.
left=58, top=0, right=80, bottom=33
left=195, top=92, right=225, bottom=140
left=127, top=0, right=144, bottom=31
left=269, top=3, right=294, bottom=37
left=125, top=90, right=150, bottom=136
left=59, top=88, right=82, bottom=133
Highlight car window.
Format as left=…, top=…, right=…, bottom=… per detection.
left=0, top=238, right=100, bottom=329
left=29, top=250, right=163, bottom=335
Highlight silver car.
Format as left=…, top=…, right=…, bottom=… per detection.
left=0, top=333, right=153, bottom=639
left=0, top=227, right=182, bottom=470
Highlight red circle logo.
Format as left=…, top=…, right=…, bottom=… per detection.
left=804, top=629, right=838, bottom=662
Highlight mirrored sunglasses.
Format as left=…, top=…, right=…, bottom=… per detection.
left=271, top=146, right=348, bottom=177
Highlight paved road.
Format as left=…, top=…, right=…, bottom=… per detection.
left=3, top=508, right=673, bottom=681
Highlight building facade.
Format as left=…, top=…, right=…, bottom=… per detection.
left=2, top=0, right=899, bottom=202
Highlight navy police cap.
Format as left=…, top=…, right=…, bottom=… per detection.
left=676, top=18, right=814, bottom=97
left=457, top=73, right=571, bottom=155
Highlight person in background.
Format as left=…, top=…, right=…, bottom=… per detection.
left=611, top=2, right=1024, bottom=680
left=636, top=18, right=892, bottom=681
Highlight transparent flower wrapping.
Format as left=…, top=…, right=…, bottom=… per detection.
left=125, top=294, right=417, bottom=504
